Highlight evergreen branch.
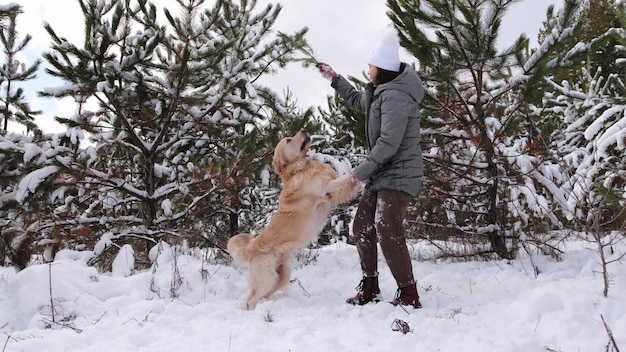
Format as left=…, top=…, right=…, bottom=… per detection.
left=277, top=31, right=319, bottom=68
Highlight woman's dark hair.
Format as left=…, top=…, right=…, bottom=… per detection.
left=373, top=66, right=402, bottom=85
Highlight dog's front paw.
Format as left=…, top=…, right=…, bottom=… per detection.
left=327, top=173, right=361, bottom=204
left=349, top=169, right=359, bottom=184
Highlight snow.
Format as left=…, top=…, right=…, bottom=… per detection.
left=112, top=245, right=135, bottom=278
left=0, top=3, right=18, bottom=11
left=22, top=144, right=43, bottom=164
left=260, top=168, right=271, bottom=186
left=1, top=239, right=624, bottom=352
left=161, top=198, right=173, bottom=217
left=93, top=232, right=114, bottom=256
left=595, top=107, right=626, bottom=157
left=15, top=165, right=59, bottom=203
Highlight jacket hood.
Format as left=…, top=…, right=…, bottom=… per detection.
left=377, top=63, right=424, bottom=104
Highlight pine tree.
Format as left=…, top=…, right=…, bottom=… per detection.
left=32, top=0, right=311, bottom=268
left=538, top=0, right=621, bottom=88
left=386, top=0, right=584, bottom=259
left=543, top=0, right=626, bottom=232
left=0, top=4, right=42, bottom=136
left=0, top=5, right=49, bottom=269
left=0, top=130, right=65, bottom=269
left=0, top=133, right=35, bottom=269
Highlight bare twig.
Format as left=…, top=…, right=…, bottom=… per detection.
left=48, top=263, right=56, bottom=323
left=3, top=333, right=14, bottom=352
left=91, top=312, right=108, bottom=325
left=294, top=247, right=320, bottom=269
left=398, top=304, right=411, bottom=315
left=391, top=319, right=412, bottom=334
left=40, top=318, right=83, bottom=334
left=534, top=311, right=542, bottom=333
left=601, top=314, right=621, bottom=352
left=122, top=318, right=144, bottom=327
left=290, top=278, right=311, bottom=298
left=169, top=246, right=183, bottom=298
left=521, top=240, right=539, bottom=278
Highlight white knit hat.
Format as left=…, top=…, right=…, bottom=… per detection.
left=367, top=26, right=401, bottom=72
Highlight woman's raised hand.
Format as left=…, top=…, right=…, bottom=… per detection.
left=316, top=62, right=337, bottom=81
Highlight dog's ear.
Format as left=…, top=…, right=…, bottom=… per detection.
left=272, top=148, right=285, bottom=175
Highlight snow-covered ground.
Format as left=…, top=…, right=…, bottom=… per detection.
left=1, top=238, right=624, bottom=352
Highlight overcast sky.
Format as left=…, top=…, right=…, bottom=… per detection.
left=15, top=0, right=560, bottom=133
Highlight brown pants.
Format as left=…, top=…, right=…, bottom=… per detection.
left=352, top=189, right=415, bottom=288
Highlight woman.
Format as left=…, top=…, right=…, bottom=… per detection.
left=316, top=26, right=424, bottom=308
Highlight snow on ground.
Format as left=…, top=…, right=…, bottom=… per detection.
left=0, top=239, right=624, bottom=352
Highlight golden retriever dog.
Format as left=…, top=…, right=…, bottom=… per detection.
left=227, top=130, right=360, bottom=310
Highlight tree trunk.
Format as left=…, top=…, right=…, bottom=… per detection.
left=486, top=160, right=510, bottom=259
left=144, top=153, right=157, bottom=229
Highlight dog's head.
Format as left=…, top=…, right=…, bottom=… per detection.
left=272, top=130, right=311, bottom=176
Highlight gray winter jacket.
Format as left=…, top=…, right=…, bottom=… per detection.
left=331, top=63, right=424, bottom=197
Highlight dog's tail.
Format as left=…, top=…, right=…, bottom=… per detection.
left=227, top=233, right=254, bottom=263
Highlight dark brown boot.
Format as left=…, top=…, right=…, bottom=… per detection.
left=346, top=276, right=380, bottom=305
left=390, top=283, right=422, bottom=309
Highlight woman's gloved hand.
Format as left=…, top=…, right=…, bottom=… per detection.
left=316, top=62, right=337, bottom=81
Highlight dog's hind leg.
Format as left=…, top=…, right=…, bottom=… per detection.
left=264, top=263, right=291, bottom=299
left=246, top=258, right=279, bottom=310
